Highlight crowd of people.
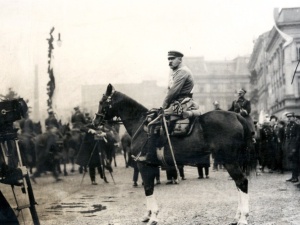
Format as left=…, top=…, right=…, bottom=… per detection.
left=10, top=49, right=300, bottom=189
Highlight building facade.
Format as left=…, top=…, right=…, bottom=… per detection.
left=248, top=7, right=300, bottom=119
left=81, top=58, right=251, bottom=115
left=184, top=56, right=251, bottom=113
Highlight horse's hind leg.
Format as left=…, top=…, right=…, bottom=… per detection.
left=138, top=163, right=159, bottom=225
left=224, top=163, right=249, bottom=225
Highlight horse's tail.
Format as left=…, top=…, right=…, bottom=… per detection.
left=236, top=114, right=257, bottom=176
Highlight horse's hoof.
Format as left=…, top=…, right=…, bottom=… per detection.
left=104, top=178, right=109, bottom=183
left=141, top=211, right=151, bottom=222
left=147, top=220, right=158, bottom=225
left=70, top=169, right=75, bottom=173
left=141, top=215, right=150, bottom=222
left=64, top=172, right=68, bottom=176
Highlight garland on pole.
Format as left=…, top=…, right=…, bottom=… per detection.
left=46, top=27, right=55, bottom=112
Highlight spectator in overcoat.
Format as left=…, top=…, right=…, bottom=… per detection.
left=259, top=121, right=274, bottom=172
left=284, top=112, right=300, bottom=183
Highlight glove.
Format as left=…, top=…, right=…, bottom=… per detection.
left=88, top=129, right=97, bottom=134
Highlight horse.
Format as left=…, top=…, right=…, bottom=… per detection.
left=18, top=121, right=42, bottom=174
left=94, top=84, right=255, bottom=225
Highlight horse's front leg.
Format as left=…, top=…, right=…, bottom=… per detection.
left=225, top=163, right=249, bottom=225
left=138, top=163, right=159, bottom=225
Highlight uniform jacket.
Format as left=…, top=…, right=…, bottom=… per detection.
left=45, top=115, right=59, bottom=129
left=228, top=97, right=251, bottom=115
left=284, top=121, right=300, bottom=162
left=162, top=64, right=194, bottom=109
left=71, top=111, right=86, bottom=128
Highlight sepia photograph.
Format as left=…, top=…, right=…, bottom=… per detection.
left=1, top=0, right=300, bottom=224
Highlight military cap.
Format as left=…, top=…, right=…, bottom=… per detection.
left=295, top=115, right=300, bottom=119
left=213, top=101, right=219, bottom=106
left=168, top=50, right=184, bottom=58
left=269, top=115, right=278, bottom=121
left=285, top=112, right=295, bottom=117
left=74, top=106, right=79, bottom=110
left=238, top=88, right=247, bottom=94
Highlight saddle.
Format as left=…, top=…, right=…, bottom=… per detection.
left=145, top=98, right=201, bottom=137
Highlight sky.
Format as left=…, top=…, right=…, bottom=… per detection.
left=0, top=0, right=299, bottom=122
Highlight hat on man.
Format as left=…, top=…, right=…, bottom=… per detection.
left=269, top=115, right=278, bottom=121
left=48, top=108, right=54, bottom=114
left=238, top=88, right=247, bottom=94
left=213, top=101, right=219, bottom=106
left=168, top=50, right=184, bottom=58
left=285, top=112, right=295, bottom=117
left=74, top=106, right=79, bottom=111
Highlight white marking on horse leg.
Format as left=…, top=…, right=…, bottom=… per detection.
left=237, top=189, right=249, bottom=225
left=146, top=195, right=159, bottom=224
left=234, top=189, right=241, bottom=221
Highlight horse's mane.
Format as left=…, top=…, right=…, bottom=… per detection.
left=115, top=91, right=148, bottom=113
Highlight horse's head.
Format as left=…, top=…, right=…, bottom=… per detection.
left=94, top=84, right=119, bottom=126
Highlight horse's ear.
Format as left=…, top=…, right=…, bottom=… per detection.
left=106, top=84, right=115, bottom=96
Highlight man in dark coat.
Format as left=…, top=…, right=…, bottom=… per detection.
left=284, top=112, right=300, bottom=183
left=71, top=106, right=86, bottom=129
left=76, top=124, right=115, bottom=184
left=228, top=88, right=255, bottom=136
left=259, top=121, right=274, bottom=172
left=45, top=109, right=59, bottom=129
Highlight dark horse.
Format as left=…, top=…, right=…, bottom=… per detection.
left=18, top=121, right=42, bottom=174
left=94, top=84, right=255, bottom=225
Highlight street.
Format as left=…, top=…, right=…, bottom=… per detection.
left=1, top=154, right=300, bottom=225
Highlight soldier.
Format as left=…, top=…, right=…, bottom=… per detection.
left=85, top=113, right=92, bottom=124
left=19, top=112, right=34, bottom=135
left=76, top=123, right=107, bottom=184
left=137, top=50, right=194, bottom=163
left=45, top=109, right=59, bottom=130
left=162, top=50, right=194, bottom=110
left=213, top=101, right=222, bottom=110
left=71, top=106, right=86, bottom=129
left=259, top=121, right=274, bottom=173
left=228, top=88, right=255, bottom=138
left=284, top=112, right=300, bottom=183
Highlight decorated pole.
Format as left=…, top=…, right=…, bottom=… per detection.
left=46, top=27, right=55, bottom=113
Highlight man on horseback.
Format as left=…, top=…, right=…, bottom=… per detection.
left=45, top=109, right=59, bottom=130
left=71, top=106, right=87, bottom=129
left=229, top=88, right=255, bottom=138
left=137, top=50, right=195, bottom=164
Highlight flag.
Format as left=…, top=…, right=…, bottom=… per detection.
left=273, top=8, right=293, bottom=49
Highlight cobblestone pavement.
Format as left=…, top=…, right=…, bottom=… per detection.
left=1, top=155, right=300, bottom=225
